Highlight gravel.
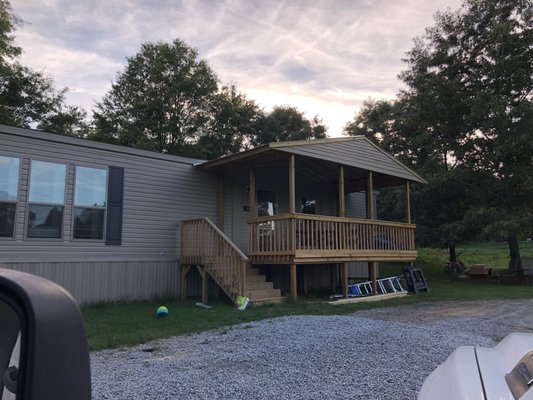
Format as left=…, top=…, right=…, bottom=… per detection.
left=91, top=313, right=496, bottom=400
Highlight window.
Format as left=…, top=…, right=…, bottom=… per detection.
left=27, top=161, right=66, bottom=238
left=73, top=166, right=107, bottom=239
left=0, top=156, right=20, bottom=237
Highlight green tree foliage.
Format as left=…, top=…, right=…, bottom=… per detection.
left=190, top=85, right=262, bottom=159
left=0, top=0, right=86, bottom=135
left=93, top=40, right=328, bottom=158
left=250, top=105, right=327, bottom=146
left=346, top=0, right=533, bottom=268
left=93, top=40, right=220, bottom=155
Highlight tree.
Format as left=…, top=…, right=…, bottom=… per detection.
left=251, top=106, right=327, bottom=146
left=93, top=39, right=220, bottom=155
left=402, top=0, right=532, bottom=269
left=346, top=0, right=533, bottom=269
left=0, top=0, right=86, bottom=135
left=190, top=85, right=262, bottom=159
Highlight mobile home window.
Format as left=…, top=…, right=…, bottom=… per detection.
left=73, top=166, right=107, bottom=239
left=0, top=156, right=20, bottom=237
left=27, top=160, right=66, bottom=238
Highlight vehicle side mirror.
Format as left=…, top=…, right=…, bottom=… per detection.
left=0, top=269, right=91, bottom=400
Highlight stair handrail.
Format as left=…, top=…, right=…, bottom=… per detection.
left=181, top=217, right=248, bottom=300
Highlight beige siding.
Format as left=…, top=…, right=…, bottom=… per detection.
left=0, top=261, right=181, bottom=305
left=0, top=127, right=219, bottom=263
left=0, top=125, right=220, bottom=303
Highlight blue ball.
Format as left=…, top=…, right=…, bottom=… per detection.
left=156, top=306, right=169, bottom=317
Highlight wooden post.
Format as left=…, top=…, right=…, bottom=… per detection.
left=201, top=266, right=208, bottom=304
left=338, top=165, right=345, bottom=217
left=405, top=180, right=411, bottom=224
left=289, top=155, right=296, bottom=214
left=302, top=267, right=308, bottom=296
left=180, top=265, right=191, bottom=300
left=406, top=180, right=414, bottom=266
left=330, top=265, right=336, bottom=292
left=249, top=167, right=256, bottom=217
left=218, top=173, right=224, bottom=232
left=290, top=263, right=297, bottom=302
left=366, top=171, right=378, bottom=294
left=248, top=167, right=257, bottom=255
left=366, top=171, right=374, bottom=219
left=289, top=155, right=296, bottom=252
left=341, top=263, right=348, bottom=299
left=370, top=261, right=378, bottom=295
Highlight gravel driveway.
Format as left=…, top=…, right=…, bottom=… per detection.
left=91, top=299, right=533, bottom=400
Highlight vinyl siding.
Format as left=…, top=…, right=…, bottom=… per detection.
left=0, top=127, right=218, bottom=263
left=276, top=138, right=425, bottom=182
left=0, top=260, right=181, bottom=304
left=224, top=166, right=371, bottom=253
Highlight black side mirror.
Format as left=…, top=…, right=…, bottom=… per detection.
left=0, top=269, right=91, bottom=400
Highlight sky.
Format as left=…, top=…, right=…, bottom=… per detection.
left=11, top=0, right=462, bottom=137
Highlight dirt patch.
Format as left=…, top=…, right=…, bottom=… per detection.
left=355, top=299, right=533, bottom=340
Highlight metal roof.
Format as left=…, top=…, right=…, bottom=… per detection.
left=198, top=136, right=426, bottom=184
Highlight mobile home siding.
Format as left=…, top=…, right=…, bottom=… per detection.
left=0, top=125, right=218, bottom=303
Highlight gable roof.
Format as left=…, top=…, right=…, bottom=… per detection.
left=198, top=136, right=426, bottom=184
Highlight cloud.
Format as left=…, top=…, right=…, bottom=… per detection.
left=11, top=0, right=462, bottom=136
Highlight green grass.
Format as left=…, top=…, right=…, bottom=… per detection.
left=83, top=296, right=417, bottom=351
left=83, top=242, right=533, bottom=351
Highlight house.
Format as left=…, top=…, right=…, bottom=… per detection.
left=0, top=124, right=425, bottom=305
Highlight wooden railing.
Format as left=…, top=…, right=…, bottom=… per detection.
left=248, top=213, right=416, bottom=261
left=181, top=217, right=247, bottom=300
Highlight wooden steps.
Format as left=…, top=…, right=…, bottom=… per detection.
left=245, top=267, right=284, bottom=305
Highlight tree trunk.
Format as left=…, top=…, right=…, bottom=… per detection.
left=508, top=233, right=522, bottom=271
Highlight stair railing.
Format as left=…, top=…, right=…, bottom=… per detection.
left=181, top=217, right=248, bottom=300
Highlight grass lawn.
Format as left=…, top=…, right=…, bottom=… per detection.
left=83, top=242, right=533, bottom=351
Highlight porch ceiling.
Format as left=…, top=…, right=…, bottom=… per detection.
left=196, top=137, right=425, bottom=190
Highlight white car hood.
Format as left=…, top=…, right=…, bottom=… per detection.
left=418, top=333, right=533, bottom=400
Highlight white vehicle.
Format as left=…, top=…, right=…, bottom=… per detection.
left=419, top=333, right=533, bottom=400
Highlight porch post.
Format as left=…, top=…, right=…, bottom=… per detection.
left=196, top=265, right=208, bottom=304
left=290, top=263, right=297, bottom=302
left=341, top=263, right=348, bottom=299
left=370, top=262, right=378, bottom=295
left=289, top=155, right=296, bottom=214
left=180, top=265, right=191, bottom=300
left=367, top=171, right=378, bottom=294
left=406, top=180, right=414, bottom=266
left=289, top=155, right=296, bottom=253
left=338, top=165, right=345, bottom=217
left=218, top=173, right=224, bottom=232
left=249, top=167, right=256, bottom=217
left=405, top=180, right=411, bottom=224
left=366, top=171, right=374, bottom=219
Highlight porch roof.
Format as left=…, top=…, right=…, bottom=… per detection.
left=197, top=137, right=426, bottom=185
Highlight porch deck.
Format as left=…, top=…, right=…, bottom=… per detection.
left=248, top=213, right=417, bottom=264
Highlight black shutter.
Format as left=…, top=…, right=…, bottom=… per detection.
left=106, top=166, right=124, bottom=245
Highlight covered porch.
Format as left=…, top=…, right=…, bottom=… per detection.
left=182, top=137, right=425, bottom=303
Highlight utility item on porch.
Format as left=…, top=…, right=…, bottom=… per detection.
left=402, top=267, right=429, bottom=293
left=156, top=306, right=169, bottom=317
left=418, top=333, right=533, bottom=400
